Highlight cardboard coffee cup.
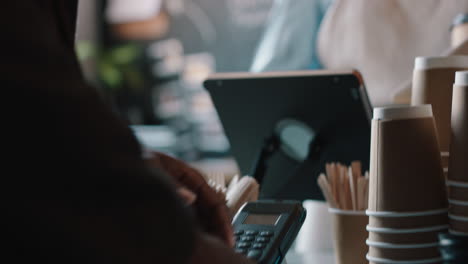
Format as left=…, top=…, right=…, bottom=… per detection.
left=368, top=261, right=443, bottom=264
left=367, top=224, right=447, bottom=244
left=368, top=105, right=448, bottom=212
left=329, top=208, right=368, bottom=264
left=367, top=255, right=443, bottom=264
left=448, top=71, right=468, bottom=182
left=368, top=245, right=440, bottom=260
left=368, top=211, right=448, bottom=229
left=448, top=184, right=468, bottom=201
left=449, top=201, right=468, bottom=217
left=449, top=214, right=468, bottom=234
left=369, top=260, right=444, bottom=264
left=411, top=56, right=468, bottom=176
left=368, top=231, right=440, bottom=245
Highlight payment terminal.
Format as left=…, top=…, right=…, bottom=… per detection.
left=232, top=200, right=306, bottom=264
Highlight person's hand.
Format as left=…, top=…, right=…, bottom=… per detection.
left=190, top=231, right=256, bottom=264
left=144, top=151, right=234, bottom=247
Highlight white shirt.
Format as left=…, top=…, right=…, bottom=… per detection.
left=317, top=0, right=468, bottom=106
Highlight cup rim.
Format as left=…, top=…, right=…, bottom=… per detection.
left=366, top=208, right=448, bottom=217
left=414, top=55, right=468, bottom=70
left=367, top=225, right=448, bottom=234
left=447, top=179, right=468, bottom=188
left=328, top=207, right=366, bottom=215
left=373, top=105, right=432, bottom=121
left=449, top=214, right=468, bottom=222
left=366, top=254, right=442, bottom=264
left=366, top=239, right=439, bottom=249
left=449, top=199, right=468, bottom=206
left=455, top=70, right=468, bottom=86
left=449, top=229, right=468, bottom=236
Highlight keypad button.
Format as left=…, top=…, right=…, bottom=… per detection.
left=235, top=236, right=241, bottom=241
left=252, top=243, right=266, bottom=249
left=234, top=230, right=244, bottom=236
left=247, top=249, right=263, bottom=260
left=236, top=242, right=251, bottom=249
left=256, top=237, right=270, bottom=243
left=260, top=231, right=274, bottom=237
left=245, top=230, right=258, bottom=236
left=240, top=236, right=255, bottom=242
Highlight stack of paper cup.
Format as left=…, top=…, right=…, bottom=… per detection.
left=411, top=56, right=468, bottom=178
left=447, top=71, right=468, bottom=236
left=366, top=105, right=448, bottom=264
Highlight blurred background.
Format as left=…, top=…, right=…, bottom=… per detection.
left=76, top=0, right=275, bottom=173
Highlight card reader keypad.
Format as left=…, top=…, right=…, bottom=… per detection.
left=235, top=230, right=274, bottom=260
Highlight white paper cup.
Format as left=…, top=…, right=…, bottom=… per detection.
left=294, top=200, right=333, bottom=253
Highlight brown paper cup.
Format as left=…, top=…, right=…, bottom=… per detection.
left=367, top=255, right=443, bottom=264
left=448, top=71, right=468, bottom=182
left=367, top=224, right=448, bottom=244
left=368, top=213, right=448, bottom=229
left=449, top=216, right=468, bottom=234
left=411, top=56, right=468, bottom=155
left=368, top=245, right=440, bottom=260
left=369, top=105, right=447, bottom=212
left=368, top=231, right=440, bottom=245
left=329, top=209, right=368, bottom=264
left=448, top=184, right=468, bottom=201
left=369, top=262, right=442, bottom=264
left=449, top=201, right=468, bottom=217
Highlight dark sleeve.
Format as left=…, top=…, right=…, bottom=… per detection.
left=2, top=1, right=196, bottom=263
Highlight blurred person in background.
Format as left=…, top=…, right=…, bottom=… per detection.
left=251, top=0, right=468, bottom=106
left=3, top=1, right=253, bottom=263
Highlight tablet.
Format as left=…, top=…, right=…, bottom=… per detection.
left=203, top=70, right=372, bottom=201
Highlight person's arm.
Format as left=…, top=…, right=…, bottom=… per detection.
left=3, top=1, right=207, bottom=263
left=145, top=151, right=235, bottom=246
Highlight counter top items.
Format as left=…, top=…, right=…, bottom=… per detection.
left=411, top=55, right=468, bottom=178
left=367, top=105, right=449, bottom=263
left=317, top=161, right=369, bottom=264
left=317, top=161, right=368, bottom=211
left=204, top=70, right=372, bottom=202
left=294, top=200, right=333, bottom=254
left=203, top=173, right=259, bottom=218
left=232, top=200, right=306, bottom=264
left=448, top=71, right=468, bottom=237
